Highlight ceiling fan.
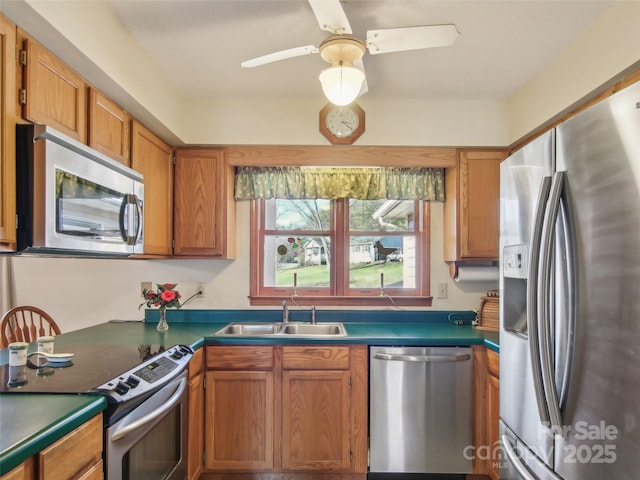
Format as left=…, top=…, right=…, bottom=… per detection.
left=241, top=0, right=460, bottom=105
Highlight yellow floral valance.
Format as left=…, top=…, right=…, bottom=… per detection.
left=234, top=167, right=445, bottom=201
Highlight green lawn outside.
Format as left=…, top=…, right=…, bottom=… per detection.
left=276, top=261, right=403, bottom=288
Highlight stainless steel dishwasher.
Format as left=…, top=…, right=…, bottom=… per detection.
left=369, top=346, right=473, bottom=475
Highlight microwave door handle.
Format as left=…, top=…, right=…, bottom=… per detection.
left=528, top=176, right=552, bottom=425
left=119, top=194, right=140, bottom=245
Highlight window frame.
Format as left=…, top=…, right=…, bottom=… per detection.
left=249, top=198, right=432, bottom=306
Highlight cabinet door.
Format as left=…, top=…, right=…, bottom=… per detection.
left=88, top=88, right=130, bottom=165
left=205, top=370, right=274, bottom=471
left=0, top=15, right=17, bottom=250
left=173, top=148, right=236, bottom=258
left=444, top=150, right=504, bottom=263
left=459, top=150, right=502, bottom=259
left=20, top=34, right=86, bottom=142
left=131, top=120, right=173, bottom=256
left=281, top=370, right=351, bottom=472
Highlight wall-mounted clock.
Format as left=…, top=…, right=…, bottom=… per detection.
left=319, top=103, right=365, bottom=145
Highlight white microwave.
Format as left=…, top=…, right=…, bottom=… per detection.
left=16, top=124, right=144, bottom=256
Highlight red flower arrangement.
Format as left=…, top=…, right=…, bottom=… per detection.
left=139, top=283, right=182, bottom=313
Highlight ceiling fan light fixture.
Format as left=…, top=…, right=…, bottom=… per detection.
left=319, top=65, right=365, bottom=106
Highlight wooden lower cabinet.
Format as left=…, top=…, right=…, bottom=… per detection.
left=0, top=414, right=104, bottom=480
left=204, top=345, right=367, bottom=475
left=472, top=345, right=500, bottom=480
left=38, top=413, right=103, bottom=480
left=0, top=458, right=34, bottom=480
left=188, top=348, right=205, bottom=480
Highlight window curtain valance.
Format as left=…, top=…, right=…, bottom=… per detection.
left=234, top=166, right=445, bottom=201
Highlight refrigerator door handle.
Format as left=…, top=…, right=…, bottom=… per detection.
left=538, top=171, right=565, bottom=432
left=557, top=192, right=576, bottom=411
left=527, top=175, right=552, bottom=425
left=501, top=434, right=538, bottom=480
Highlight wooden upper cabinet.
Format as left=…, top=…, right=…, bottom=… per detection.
left=131, top=120, right=173, bottom=256
left=18, top=32, right=86, bottom=142
left=444, top=149, right=505, bottom=263
left=0, top=15, right=17, bottom=251
left=88, top=88, right=130, bottom=165
left=173, top=148, right=236, bottom=258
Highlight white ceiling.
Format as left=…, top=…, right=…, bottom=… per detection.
left=107, top=0, right=613, bottom=103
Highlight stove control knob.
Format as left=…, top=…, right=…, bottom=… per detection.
left=125, top=375, right=140, bottom=388
left=114, top=381, right=130, bottom=396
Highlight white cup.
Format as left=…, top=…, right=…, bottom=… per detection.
left=37, top=335, right=55, bottom=354
left=8, top=342, right=29, bottom=366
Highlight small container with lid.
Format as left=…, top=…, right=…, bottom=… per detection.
left=8, top=342, right=29, bottom=366
left=37, top=335, right=55, bottom=354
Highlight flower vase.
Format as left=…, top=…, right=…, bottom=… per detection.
left=157, top=309, right=169, bottom=332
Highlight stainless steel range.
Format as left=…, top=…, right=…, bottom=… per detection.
left=1, top=343, right=193, bottom=480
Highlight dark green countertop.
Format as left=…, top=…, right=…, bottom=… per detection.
left=0, top=394, right=106, bottom=475
left=0, top=315, right=499, bottom=474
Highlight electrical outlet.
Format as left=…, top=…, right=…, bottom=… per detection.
left=436, top=282, right=448, bottom=299
left=140, top=281, right=152, bottom=297
left=196, top=283, right=205, bottom=298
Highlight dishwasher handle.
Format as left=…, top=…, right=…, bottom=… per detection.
left=373, top=352, right=471, bottom=362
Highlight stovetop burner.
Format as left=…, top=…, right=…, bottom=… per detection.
left=0, top=343, right=185, bottom=396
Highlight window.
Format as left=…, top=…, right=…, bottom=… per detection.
left=249, top=198, right=432, bottom=306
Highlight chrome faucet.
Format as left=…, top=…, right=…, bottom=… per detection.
left=282, top=300, right=289, bottom=323
left=311, top=305, right=316, bottom=324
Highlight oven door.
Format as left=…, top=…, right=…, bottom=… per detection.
left=106, top=370, right=188, bottom=480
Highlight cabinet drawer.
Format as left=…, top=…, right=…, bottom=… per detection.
left=206, top=346, right=274, bottom=369
left=487, top=349, right=500, bottom=378
left=38, top=414, right=102, bottom=480
left=78, top=459, right=103, bottom=480
left=282, top=346, right=350, bottom=370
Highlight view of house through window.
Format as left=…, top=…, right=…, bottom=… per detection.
left=255, top=197, right=431, bottom=304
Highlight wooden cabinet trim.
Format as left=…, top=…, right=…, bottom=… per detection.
left=189, top=347, right=204, bottom=379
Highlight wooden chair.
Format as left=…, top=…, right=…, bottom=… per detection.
left=1, top=306, right=61, bottom=348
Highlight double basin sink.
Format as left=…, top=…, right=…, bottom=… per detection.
left=214, top=322, right=346, bottom=337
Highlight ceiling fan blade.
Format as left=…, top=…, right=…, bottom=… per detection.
left=366, top=24, right=459, bottom=55
left=308, top=0, right=352, bottom=35
left=354, top=58, right=368, bottom=97
left=241, top=45, right=319, bottom=68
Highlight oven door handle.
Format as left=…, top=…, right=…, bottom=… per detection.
left=111, top=376, right=187, bottom=442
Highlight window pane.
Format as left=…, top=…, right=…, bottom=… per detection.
left=349, top=199, right=415, bottom=232
left=264, top=235, right=331, bottom=287
left=265, top=199, right=331, bottom=230
left=348, top=235, right=415, bottom=289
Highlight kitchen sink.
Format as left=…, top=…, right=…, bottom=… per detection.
left=214, top=322, right=346, bottom=337
left=215, top=322, right=280, bottom=335
left=280, top=323, right=346, bottom=336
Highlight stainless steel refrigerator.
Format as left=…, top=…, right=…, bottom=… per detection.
left=499, top=81, right=640, bottom=479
